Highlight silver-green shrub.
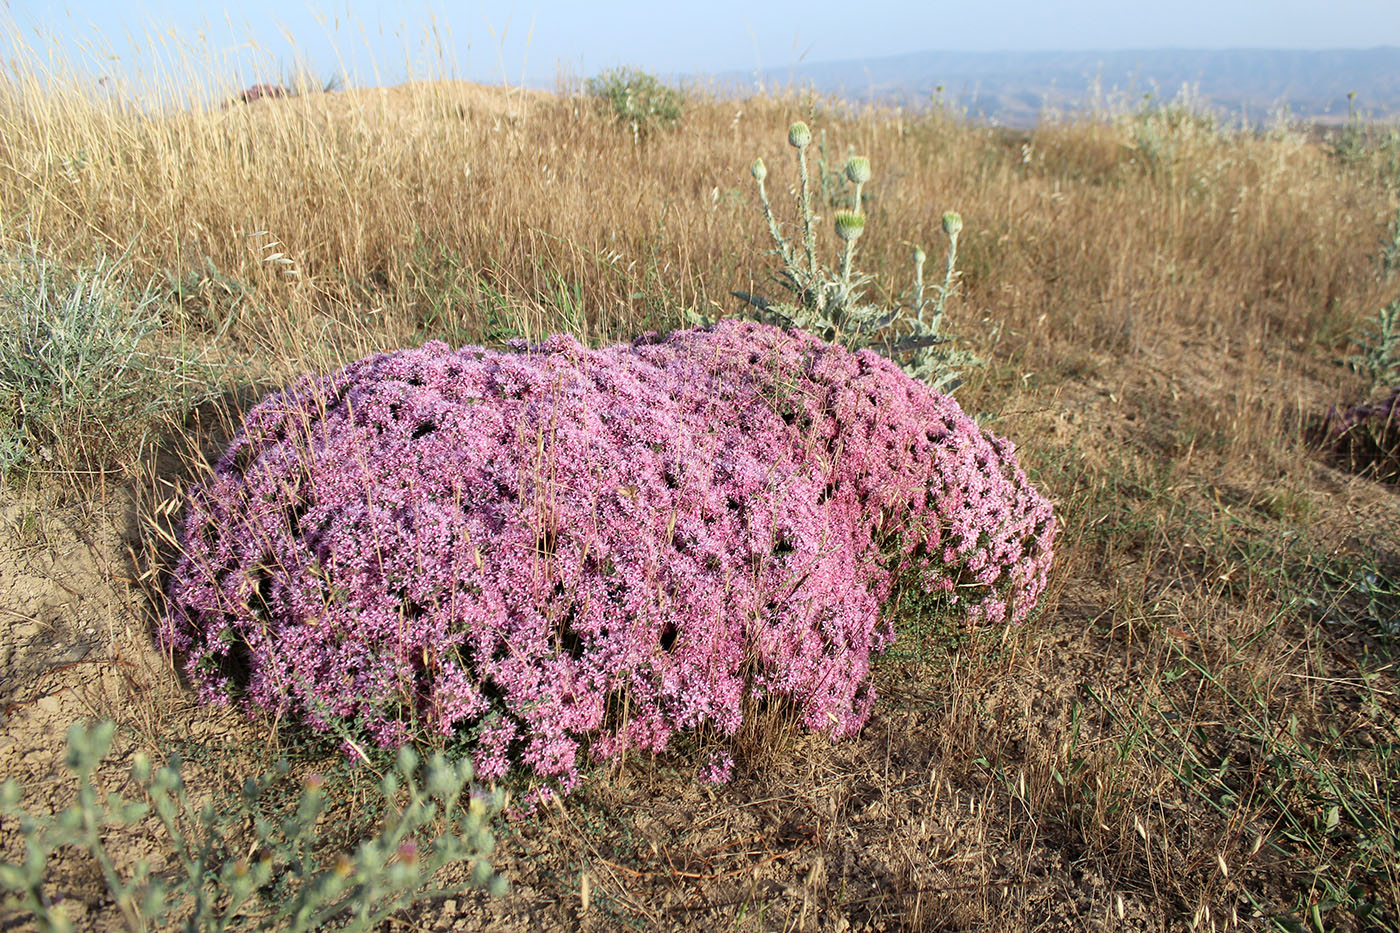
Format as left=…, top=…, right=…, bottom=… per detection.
left=0, top=720, right=504, bottom=932
left=702, top=121, right=977, bottom=393
left=1126, top=91, right=1220, bottom=177
left=0, top=251, right=216, bottom=478
left=584, top=67, right=683, bottom=142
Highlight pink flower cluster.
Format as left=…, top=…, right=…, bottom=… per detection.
left=161, top=321, right=1056, bottom=786
left=1316, top=387, right=1400, bottom=481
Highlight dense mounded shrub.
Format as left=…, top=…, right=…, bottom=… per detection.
left=584, top=67, right=683, bottom=141
left=1315, top=387, right=1400, bottom=482
left=162, top=321, right=1056, bottom=791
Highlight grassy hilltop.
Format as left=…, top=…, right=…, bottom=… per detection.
left=1, top=52, right=1400, bottom=931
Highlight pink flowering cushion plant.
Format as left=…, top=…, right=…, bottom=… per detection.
left=161, top=320, right=1056, bottom=789
left=1315, top=387, right=1400, bottom=482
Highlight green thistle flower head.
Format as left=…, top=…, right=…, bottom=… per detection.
left=788, top=121, right=812, bottom=149
left=941, top=211, right=963, bottom=237
left=912, top=245, right=927, bottom=265
left=751, top=157, right=767, bottom=182
left=844, top=156, right=871, bottom=185
left=834, top=210, right=866, bottom=242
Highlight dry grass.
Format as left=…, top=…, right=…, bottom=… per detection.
left=3, top=30, right=1400, bottom=933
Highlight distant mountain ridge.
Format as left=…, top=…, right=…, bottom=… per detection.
left=706, top=48, right=1400, bottom=127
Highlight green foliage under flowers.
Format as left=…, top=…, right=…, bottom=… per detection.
left=696, top=121, right=978, bottom=393
left=584, top=67, right=683, bottom=141
left=0, top=720, right=504, bottom=932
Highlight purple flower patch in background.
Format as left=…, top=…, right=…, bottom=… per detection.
left=1315, top=387, right=1400, bottom=483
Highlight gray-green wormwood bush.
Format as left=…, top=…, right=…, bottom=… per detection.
left=697, top=121, right=978, bottom=393
left=584, top=67, right=683, bottom=142
left=0, top=251, right=217, bottom=477
left=0, top=720, right=504, bottom=932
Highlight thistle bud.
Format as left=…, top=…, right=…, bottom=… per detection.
left=844, top=156, right=871, bottom=184
left=751, top=158, right=767, bottom=182
left=834, top=211, right=866, bottom=242
left=787, top=121, right=811, bottom=149
left=912, top=245, right=927, bottom=266
left=941, top=211, right=963, bottom=237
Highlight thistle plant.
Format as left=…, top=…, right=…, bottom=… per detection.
left=712, top=122, right=978, bottom=393
left=1349, top=296, right=1400, bottom=389
left=0, top=720, right=504, bottom=932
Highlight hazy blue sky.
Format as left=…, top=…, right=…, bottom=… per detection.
left=5, top=0, right=1400, bottom=89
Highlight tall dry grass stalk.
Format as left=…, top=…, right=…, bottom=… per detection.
left=0, top=27, right=1387, bottom=387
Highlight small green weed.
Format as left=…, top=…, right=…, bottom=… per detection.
left=1334, top=92, right=1369, bottom=167
left=814, top=128, right=859, bottom=210
left=1331, top=92, right=1400, bottom=186
left=403, top=241, right=518, bottom=347
left=0, top=720, right=505, bottom=932
left=1376, top=206, right=1400, bottom=283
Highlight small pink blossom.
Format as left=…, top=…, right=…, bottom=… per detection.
left=700, top=750, right=735, bottom=784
